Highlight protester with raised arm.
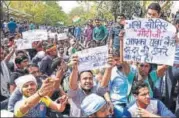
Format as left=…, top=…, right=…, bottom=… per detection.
left=14, top=74, right=68, bottom=117
left=68, top=53, right=115, bottom=117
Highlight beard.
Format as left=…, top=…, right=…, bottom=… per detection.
left=81, top=87, right=91, bottom=93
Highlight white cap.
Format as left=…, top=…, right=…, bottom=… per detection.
left=81, top=93, right=106, bottom=116
left=15, top=74, right=37, bottom=93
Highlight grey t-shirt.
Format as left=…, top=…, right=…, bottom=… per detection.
left=67, top=84, right=108, bottom=117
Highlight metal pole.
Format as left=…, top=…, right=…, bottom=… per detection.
left=7, top=6, right=9, bottom=20
left=120, top=0, right=122, bottom=13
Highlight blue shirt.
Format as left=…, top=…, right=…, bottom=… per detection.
left=109, top=66, right=129, bottom=104
left=74, top=27, right=81, bottom=38
left=110, top=23, right=123, bottom=49
left=7, top=21, right=17, bottom=33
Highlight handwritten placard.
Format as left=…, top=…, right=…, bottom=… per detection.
left=23, top=29, right=48, bottom=41
left=77, top=45, right=108, bottom=72
left=124, top=18, right=176, bottom=66
left=57, top=33, right=68, bottom=40
left=15, top=39, right=32, bottom=50
left=48, top=32, right=57, bottom=39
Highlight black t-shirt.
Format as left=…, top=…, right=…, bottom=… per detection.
left=10, top=69, right=27, bottom=85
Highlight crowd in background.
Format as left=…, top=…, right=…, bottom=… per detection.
left=1, top=2, right=179, bottom=118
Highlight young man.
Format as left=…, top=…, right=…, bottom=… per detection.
left=84, top=19, right=94, bottom=47
left=81, top=93, right=110, bottom=117
left=9, top=55, right=29, bottom=93
left=93, top=18, right=108, bottom=46
left=123, top=81, right=176, bottom=117
left=8, top=64, right=42, bottom=112
left=67, top=54, right=115, bottom=117
left=8, top=63, right=65, bottom=112
left=14, top=74, right=68, bottom=117
left=146, top=3, right=161, bottom=18
left=7, top=17, right=17, bottom=36
left=0, top=45, right=16, bottom=104
left=109, top=14, right=126, bottom=53
left=40, top=44, right=57, bottom=76
left=109, top=3, right=169, bottom=116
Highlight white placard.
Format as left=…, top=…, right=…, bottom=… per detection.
left=49, top=32, right=57, bottom=39
left=57, top=33, right=68, bottom=40
left=23, top=29, right=48, bottom=41
left=16, top=39, right=32, bottom=50
left=77, top=45, right=108, bottom=72
left=124, top=18, right=176, bottom=66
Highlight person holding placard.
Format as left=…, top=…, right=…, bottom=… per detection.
left=67, top=53, right=115, bottom=117
left=109, top=3, right=172, bottom=117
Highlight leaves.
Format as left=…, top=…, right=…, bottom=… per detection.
left=9, top=1, right=68, bottom=26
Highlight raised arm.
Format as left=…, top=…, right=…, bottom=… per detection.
left=4, top=45, right=16, bottom=62
left=119, top=30, right=130, bottom=75
left=157, top=65, right=168, bottom=78
left=100, top=54, right=115, bottom=87
left=69, top=55, right=79, bottom=90
left=54, top=60, right=67, bottom=90
left=15, top=78, right=54, bottom=116
left=49, top=95, right=68, bottom=112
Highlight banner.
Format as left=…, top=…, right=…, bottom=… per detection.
left=57, top=33, right=68, bottom=40
left=77, top=45, right=108, bottom=72
left=23, top=29, right=48, bottom=41
left=124, top=18, right=176, bottom=66
left=15, top=39, right=32, bottom=50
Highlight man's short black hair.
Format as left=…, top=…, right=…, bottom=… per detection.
left=51, top=57, right=62, bottom=71
left=132, top=81, right=148, bottom=95
left=147, top=3, right=161, bottom=14
left=15, top=55, right=28, bottom=64
left=15, top=50, right=26, bottom=55
left=118, top=14, right=126, bottom=19
left=79, top=70, right=93, bottom=80
left=27, top=63, right=39, bottom=68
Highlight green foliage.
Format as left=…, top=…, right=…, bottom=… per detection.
left=9, top=1, right=69, bottom=26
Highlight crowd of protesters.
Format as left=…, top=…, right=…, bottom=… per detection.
left=1, top=2, right=179, bottom=118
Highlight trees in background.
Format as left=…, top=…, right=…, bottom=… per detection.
left=8, top=1, right=174, bottom=26
left=9, top=1, right=69, bottom=26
